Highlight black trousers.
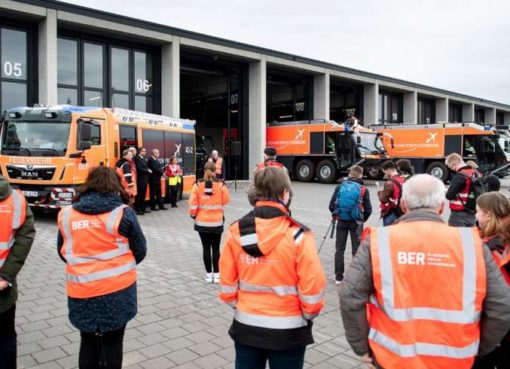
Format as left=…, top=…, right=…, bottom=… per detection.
left=199, top=232, right=222, bottom=273
left=79, top=326, right=126, bottom=369
left=149, top=182, right=164, bottom=209
left=335, top=221, right=363, bottom=281
left=134, top=180, right=148, bottom=212
left=169, top=185, right=179, bottom=207
left=0, top=304, right=16, bottom=369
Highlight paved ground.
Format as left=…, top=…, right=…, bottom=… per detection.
left=14, top=178, right=510, bottom=368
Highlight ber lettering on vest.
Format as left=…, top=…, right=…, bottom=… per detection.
left=397, top=252, right=425, bottom=265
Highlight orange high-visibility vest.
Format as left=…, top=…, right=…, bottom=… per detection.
left=256, top=160, right=284, bottom=170
left=368, top=223, right=486, bottom=369
left=450, top=168, right=477, bottom=212
left=188, top=180, right=230, bottom=232
left=492, top=248, right=510, bottom=285
left=219, top=201, right=326, bottom=328
left=116, top=162, right=137, bottom=197
left=58, top=204, right=137, bottom=299
left=0, top=190, right=26, bottom=269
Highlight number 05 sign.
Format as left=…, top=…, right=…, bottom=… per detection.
left=2, top=61, right=23, bottom=78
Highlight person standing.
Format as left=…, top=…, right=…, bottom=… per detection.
left=115, top=149, right=137, bottom=205
left=219, top=167, right=326, bottom=369
left=166, top=156, right=182, bottom=208
left=472, top=192, right=510, bottom=369
left=209, top=150, right=224, bottom=179
left=189, top=162, right=230, bottom=283
left=378, top=161, right=405, bottom=226
left=0, top=176, right=35, bottom=369
left=328, top=165, right=372, bottom=285
left=148, top=149, right=168, bottom=211
left=256, top=147, right=285, bottom=170
left=340, top=174, right=510, bottom=369
left=57, top=166, right=146, bottom=369
left=445, top=153, right=479, bottom=227
left=133, top=147, right=151, bottom=215
left=396, top=159, right=414, bottom=180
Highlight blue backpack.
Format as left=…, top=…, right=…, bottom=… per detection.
left=334, top=181, right=364, bottom=221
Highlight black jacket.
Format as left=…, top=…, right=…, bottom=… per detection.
left=328, top=178, right=372, bottom=222
left=148, top=156, right=164, bottom=184
left=115, top=158, right=133, bottom=186
left=134, top=155, right=150, bottom=183
left=446, top=166, right=475, bottom=212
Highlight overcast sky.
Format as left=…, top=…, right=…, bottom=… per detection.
left=62, top=0, right=510, bottom=104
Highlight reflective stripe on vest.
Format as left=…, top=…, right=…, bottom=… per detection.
left=372, top=226, right=479, bottom=324
left=369, top=328, right=479, bottom=359
left=0, top=191, right=25, bottom=264
left=195, top=220, right=224, bottom=227
left=239, top=280, right=298, bottom=296
left=234, top=310, right=308, bottom=329
left=68, top=261, right=136, bottom=284
left=198, top=205, right=224, bottom=210
left=220, top=284, right=238, bottom=294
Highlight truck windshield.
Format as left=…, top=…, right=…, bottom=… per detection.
left=354, top=132, right=385, bottom=155
left=1, top=121, right=70, bottom=156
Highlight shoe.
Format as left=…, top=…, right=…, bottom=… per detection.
left=136, top=211, right=144, bottom=216
left=205, top=273, right=213, bottom=283
left=151, top=207, right=159, bottom=211
left=335, top=280, right=342, bottom=285
left=213, top=273, right=220, bottom=284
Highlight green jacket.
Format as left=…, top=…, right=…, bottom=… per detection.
left=0, top=176, right=35, bottom=313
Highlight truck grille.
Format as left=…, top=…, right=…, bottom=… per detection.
left=6, top=165, right=56, bottom=180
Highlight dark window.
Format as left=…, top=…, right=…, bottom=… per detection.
left=330, top=82, right=363, bottom=123
left=267, top=70, right=311, bottom=122
left=449, top=103, right=462, bottom=123
left=57, top=35, right=156, bottom=112
left=418, top=98, right=436, bottom=124
left=90, top=124, right=101, bottom=145
left=119, top=125, right=137, bottom=152
left=379, top=91, right=403, bottom=124
left=475, top=108, right=485, bottom=124
left=141, top=129, right=164, bottom=157
left=1, top=27, right=28, bottom=111
left=496, top=112, right=505, bottom=125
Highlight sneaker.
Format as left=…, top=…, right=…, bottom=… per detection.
left=213, top=273, right=220, bottom=284
left=205, top=273, right=213, bottom=283
left=334, top=279, right=343, bottom=285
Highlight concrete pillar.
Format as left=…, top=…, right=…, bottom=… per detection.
left=462, top=103, right=475, bottom=122
left=485, top=107, right=496, bottom=125
left=248, top=57, right=266, bottom=173
left=436, top=98, right=448, bottom=123
left=363, top=82, right=378, bottom=125
left=403, top=91, right=417, bottom=124
left=38, top=9, right=57, bottom=105
left=161, top=38, right=180, bottom=117
left=504, top=112, right=510, bottom=124
left=313, top=71, right=329, bottom=120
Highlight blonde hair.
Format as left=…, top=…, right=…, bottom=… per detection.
left=466, top=160, right=478, bottom=169
left=348, top=165, right=363, bottom=178
left=250, top=167, right=291, bottom=201
left=477, top=192, right=510, bottom=239
left=445, top=153, right=462, bottom=166
left=203, top=162, right=216, bottom=181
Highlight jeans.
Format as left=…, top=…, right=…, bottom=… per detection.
left=0, top=304, right=16, bottom=369
left=335, top=221, right=363, bottom=281
left=382, top=211, right=398, bottom=226
left=448, top=211, right=476, bottom=227
left=199, top=232, right=222, bottom=273
left=79, top=326, right=126, bottom=369
left=234, top=341, right=306, bottom=369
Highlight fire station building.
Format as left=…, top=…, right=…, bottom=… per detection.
left=1, top=0, right=510, bottom=179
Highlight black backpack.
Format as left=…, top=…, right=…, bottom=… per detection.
left=459, top=172, right=488, bottom=212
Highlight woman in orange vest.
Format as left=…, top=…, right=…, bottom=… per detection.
left=189, top=162, right=230, bottom=283
left=57, top=166, right=147, bottom=369
left=165, top=156, right=182, bottom=208
left=473, top=192, right=510, bottom=369
left=219, top=167, right=326, bottom=369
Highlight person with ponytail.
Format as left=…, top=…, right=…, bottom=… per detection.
left=473, top=192, right=510, bottom=369
left=188, top=162, right=230, bottom=283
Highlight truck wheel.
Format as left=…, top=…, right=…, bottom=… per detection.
left=316, top=160, right=338, bottom=183
left=295, top=159, right=315, bottom=182
left=426, top=162, right=449, bottom=182
left=366, top=165, right=384, bottom=180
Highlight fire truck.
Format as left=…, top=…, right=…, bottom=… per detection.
left=373, top=123, right=508, bottom=181
left=0, top=106, right=196, bottom=208
left=266, top=120, right=388, bottom=183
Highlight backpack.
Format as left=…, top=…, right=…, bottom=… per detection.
left=459, top=171, right=488, bottom=212
left=334, top=181, right=365, bottom=221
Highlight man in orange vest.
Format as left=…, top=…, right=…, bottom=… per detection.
left=445, top=153, right=479, bottom=227
left=0, top=176, right=35, bottom=368
left=256, top=147, right=286, bottom=170
left=116, top=149, right=137, bottom=201
left=340, top=174, right=510, bottom=369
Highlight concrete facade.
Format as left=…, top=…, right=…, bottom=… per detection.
left=2, top=0, right=510, bottom=170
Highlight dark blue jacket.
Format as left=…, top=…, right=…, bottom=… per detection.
left=57, top=192, right=147, bottom=333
